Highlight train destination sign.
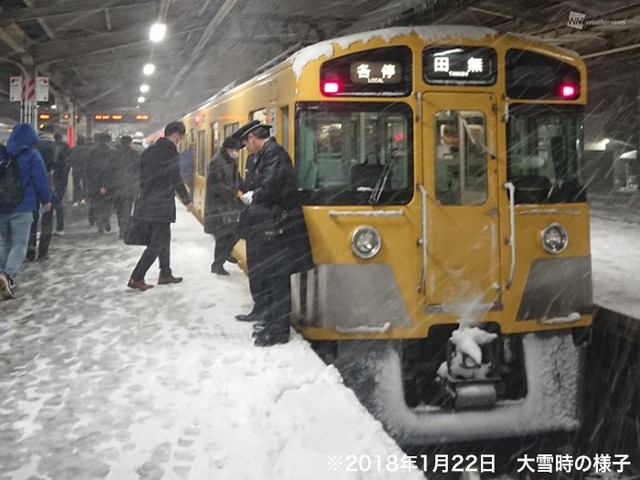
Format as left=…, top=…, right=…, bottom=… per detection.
left=423, top=46, right=497, bottom=85
left=350, top=61, right=401, bottom=84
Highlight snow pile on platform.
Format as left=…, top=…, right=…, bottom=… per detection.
left=0, top=205, right=420, bottom=480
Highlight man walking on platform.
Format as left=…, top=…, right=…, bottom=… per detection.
left=112, top=135, right=140, bottom=239
left=127, top=121, right=195, bottom=291
left=27, top=124, right=58, bottom=261
left=0, top=124, right=52, bottom=299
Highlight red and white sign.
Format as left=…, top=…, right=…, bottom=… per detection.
left=9, top=76, right=22, bottom=102
left=23, top=77, right=35, bottom=102
left=36, top=76, right=49, bottom=102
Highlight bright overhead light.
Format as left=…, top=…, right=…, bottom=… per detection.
left=143, top=63, right=155, bottom=75
left=140, top=84, right=150, bottom=93
left=51, top=104, right=57, bottom=110
left=137, top=96, right=146, bottom=103
left=150, top=23, right=166, bottom=42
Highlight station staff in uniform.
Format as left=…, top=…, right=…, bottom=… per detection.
left=234, top=120, right=313, bottom=347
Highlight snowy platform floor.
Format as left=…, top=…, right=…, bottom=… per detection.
left=590, top=214, right=640, bottom=319
left=0, top=205, right=419, bottom=480
left=0, top=202, right=635, bottom=480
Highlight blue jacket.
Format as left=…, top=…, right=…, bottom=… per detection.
left=0, top=123, right=52, bottom=214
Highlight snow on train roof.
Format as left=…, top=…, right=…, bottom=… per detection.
left=290, top=26, right=498, bottom=78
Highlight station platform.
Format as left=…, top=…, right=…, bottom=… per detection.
left=0, top=199, right=636, bottom=479
left=0, top=204, right=420, bottom=480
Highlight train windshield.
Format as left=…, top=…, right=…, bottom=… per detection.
left=296, top=102, right=413, bottom=205
left=507, top=104, right=586, bottom=203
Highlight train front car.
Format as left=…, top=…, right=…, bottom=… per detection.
left=289, top=27, right=592, bottom=444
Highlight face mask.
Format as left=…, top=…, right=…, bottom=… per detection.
left=228, top=151, right=239, bottom=159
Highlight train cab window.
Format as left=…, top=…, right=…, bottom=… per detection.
left=296, top=102, right=413, bottom=205
left=507, top=104, right=586, bottom=203
left=434, top=111, right=487, bottom=205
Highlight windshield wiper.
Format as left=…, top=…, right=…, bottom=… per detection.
left=369, top=155, right=398, bottom=205
left=460, top=117, right=496, bottom=159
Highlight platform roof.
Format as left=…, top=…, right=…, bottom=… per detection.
left=0, top=0, right=639, bottom=134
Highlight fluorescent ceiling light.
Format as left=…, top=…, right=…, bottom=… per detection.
left=150, top=23, right=166, bottom=42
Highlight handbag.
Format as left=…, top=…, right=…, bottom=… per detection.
left=123, top=195, right=152, bottom=246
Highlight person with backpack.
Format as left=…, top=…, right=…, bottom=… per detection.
left=0, top=123, right=52, bottom=299
left=27, top=124, right=57, bottom=260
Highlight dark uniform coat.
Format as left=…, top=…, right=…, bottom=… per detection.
left=240, top=138, right=313, bottom=275
left=85, top=142, right=116, bottom=197
left=136, top=137, right=191, bottom=223
left=112, top=143, right=141, bottom=200
left=204, top=150, right=242, bottom=236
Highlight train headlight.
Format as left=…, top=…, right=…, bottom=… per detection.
left=541, top=223, right=568, bottom=254
left=350, top=226, right=381, bottom=259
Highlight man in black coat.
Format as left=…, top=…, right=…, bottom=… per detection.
left=112, top=135, right=141, bottom=239
left=85, top=133, right=116, bottom=233
left=234, top=120, right=313, bottom=347
left=127, top=121, right=194, bottom=291
left=205, top=136, right=243, bottom=275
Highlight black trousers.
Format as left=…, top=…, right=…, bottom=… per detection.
left=28, top=207, right=53, bottom=258
left=113, top=196, right=134, bottom=237
left=72, top=174, right=85, bottom=203
left=52, top=187, right=66, bottom=232
left=248, top=237, right=291, bottom=334
left=90, top=194, right=112, bottom=231
left=212, top=230, right=239, bottom=267
left=131, top=222, right=171, bottom=281
left=245, top=237, right=269, bottom=318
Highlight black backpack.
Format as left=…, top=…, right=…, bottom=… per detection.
left=0, top=145, right=25, bottom=208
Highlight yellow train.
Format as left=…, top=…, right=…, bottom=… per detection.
left=180, top=26, right=592, bottom=444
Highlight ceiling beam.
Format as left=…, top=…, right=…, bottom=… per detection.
left=0, top=0, right=156, bottom=27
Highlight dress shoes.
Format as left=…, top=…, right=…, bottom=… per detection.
left=158, top=274, right=183, bottom=285
left=127, top=278, right=154, bottom=291
left=251, top=322, right=268, bottom=338
left=211, top=264, right=230, bottom=276
left=253, top=331, right=289, bottom=347
left=235, top=312, right=258, bottom=322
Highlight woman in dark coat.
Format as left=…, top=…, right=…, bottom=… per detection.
left=127, top=122, right=193, bottom=291
left=235, top=120, right=313, bottom=347
left=205, top=136, right=243, bottom=275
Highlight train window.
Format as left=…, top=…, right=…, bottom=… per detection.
left=506, top=49, right=580, bottom=100
left=507, top=104, right=586, bottom=203
left=281, top=106, right=290, bottom=152
left=196, top=130, right=206, bottom=176
left=434, top=111, right=487, bottom=205
left=223, top=123, right=238, bottom=144
left=210, top=122, right=219, bottom=160
left=296, top=101, right=413, bottom=206
left=320, top=47, right=412, bottom=97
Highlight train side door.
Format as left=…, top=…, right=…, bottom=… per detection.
left=423, top=93, right=501, bottom=313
